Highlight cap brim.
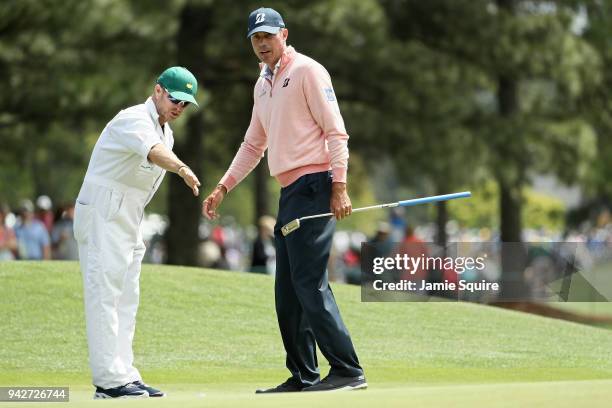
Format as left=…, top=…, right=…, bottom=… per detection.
left=247, top=26, right=281, bottom=38
left=168, top=90, right=199, bottom=107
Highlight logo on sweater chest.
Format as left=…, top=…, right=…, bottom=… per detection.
left=258, top=76, right=290, bottom=98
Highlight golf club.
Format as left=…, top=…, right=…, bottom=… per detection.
left=281, top=191, right=472, bottom=236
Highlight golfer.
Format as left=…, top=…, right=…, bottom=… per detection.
left=203, top=8, right=366, bottom=392
left=74, top=67, right=201, bottom=399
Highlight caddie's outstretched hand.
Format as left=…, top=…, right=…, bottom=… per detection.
left=202, top=185, right=226, bottom=220
left=179, top=166, right=201, bottom=196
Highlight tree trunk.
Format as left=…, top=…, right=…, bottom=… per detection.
left=165, top=3, right=213, bottom=266
left=499, top=178, right=522, bottom=243
left=496, top=0, right=528, bottom=299
left=498, top=176, right=528, bottom=300
left=166, top=114, right=204, bottom=266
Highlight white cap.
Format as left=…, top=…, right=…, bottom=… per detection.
left=36, top=195, right=52, bottom=211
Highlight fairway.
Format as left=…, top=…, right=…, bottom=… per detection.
left=1, top=261, right=612, bottom=407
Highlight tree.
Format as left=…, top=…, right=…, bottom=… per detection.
left=381, top=0, right=599, bottom=297
left=0, top=0, right=173, bottom=204
left=577, top=0, right=612, bottom=204
left=165, top=2, right=213, bottom=266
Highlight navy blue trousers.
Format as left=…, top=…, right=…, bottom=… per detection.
left=274, top=171, right=363, bottom=386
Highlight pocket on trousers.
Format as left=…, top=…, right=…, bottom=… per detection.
left=73, top=202, right=92, bottom=243
left=296, top=174, right=319, bottom=199
left=96, top=188, right=124, bottom=221
left=106, top=189, right=124, bottom=221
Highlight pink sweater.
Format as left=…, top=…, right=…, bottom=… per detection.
left=219, top=46, right=349, bottom=191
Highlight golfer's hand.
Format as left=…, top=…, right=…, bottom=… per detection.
left=202, top=185, right=226, bottom=220
left=330, top=182, right=352, bottom=220
left=178, top=166, right=201, bottom=196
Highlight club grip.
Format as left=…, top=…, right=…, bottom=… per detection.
left=398, top=191, right=471, bottom=207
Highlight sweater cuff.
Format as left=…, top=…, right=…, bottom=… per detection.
left=331, top=167, right=347, bottom=184
left=219, top=174, right=237, bottom=192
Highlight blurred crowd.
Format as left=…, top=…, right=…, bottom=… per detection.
left=2, top=196, right=611, bottom=299
left=0, top=196, right=77, bottom=261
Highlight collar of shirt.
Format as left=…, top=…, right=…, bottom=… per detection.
left=145, top=97, right=160, bottom=126
left=260, top=59, right=279, bottom=82
left=145, top=97, right=171, bottom=140
left=259, top=45, right=296, bottom=81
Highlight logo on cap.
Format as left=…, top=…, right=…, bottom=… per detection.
left=247, top=7, right=285, bottom=38
left=186, top=83, right=193, bottom=89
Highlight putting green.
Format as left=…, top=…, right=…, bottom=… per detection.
left=1, top=261, right=611, bottom=407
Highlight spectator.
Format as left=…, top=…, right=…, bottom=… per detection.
left=368, top=221, right=393, bottom=259
left=389, top=207, right=406, bottom=242
left=395, top=225, right=429, bottom=291
left=250, top=215, right=276, bottom=274
left=341, top=239, right=362, bottom=285
left=0, top=205, right=17, bottom=260
left=15, top=200, right=51, bottom=260
left=209, top=225, right=230, bottom=269
left=198, top=239, right=223, bottom=268
left=51, top=204, right=78, bottom=260
left=35, top=195, right=54, bottom=233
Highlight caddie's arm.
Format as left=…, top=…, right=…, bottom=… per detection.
left=148, top=143, right=201, bottom=196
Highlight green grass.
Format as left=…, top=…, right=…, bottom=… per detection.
left=1, top=261, right=612, bottom=407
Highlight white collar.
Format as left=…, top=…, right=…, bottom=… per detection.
left=145, top=97, right=160, bottom=125
left=145, top=97, right=171, bottom=137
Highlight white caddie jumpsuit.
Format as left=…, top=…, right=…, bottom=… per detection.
left=73, top=97, right=173, bottom=389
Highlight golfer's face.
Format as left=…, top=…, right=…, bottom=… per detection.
left=250, top=29, right=287, bottom=67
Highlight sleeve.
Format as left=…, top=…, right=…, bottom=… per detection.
left=110, top=115, right=160, bottom=159
left=219, top=105, right=268, bottom=192
left=302, top=63, right=349, bottom=183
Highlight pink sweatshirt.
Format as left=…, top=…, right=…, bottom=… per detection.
left=219, top=46, right=349, bottom=191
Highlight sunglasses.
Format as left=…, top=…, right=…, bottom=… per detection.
left=164, top=88, right=190, bottom=107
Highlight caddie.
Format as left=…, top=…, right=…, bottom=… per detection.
left=74, top=67, right=201, bottom=399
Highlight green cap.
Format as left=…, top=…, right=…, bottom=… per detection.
left=156, top=66, right=199, bottom=107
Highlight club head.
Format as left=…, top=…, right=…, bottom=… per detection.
left=281, top=219, right=300, bottom=236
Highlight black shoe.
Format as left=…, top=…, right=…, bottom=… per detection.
left=255, top=379, right=306, bottom=394
left=93, top=383, right=149, bottom=399
left=302, top=374, right=367, bottom=392
left=132, top=380, right=166, bottom=397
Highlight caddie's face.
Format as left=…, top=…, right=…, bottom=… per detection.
left=153, top=84, right=187, bottom=123
left=250, top=29, right=288, bottom=68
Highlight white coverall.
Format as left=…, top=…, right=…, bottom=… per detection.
left=74, top=98, right=173, bottom=389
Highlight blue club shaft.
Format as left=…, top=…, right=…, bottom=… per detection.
left=297, top=191, right=472, bottom=222
left=398, top=191, right=472, bottom=207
